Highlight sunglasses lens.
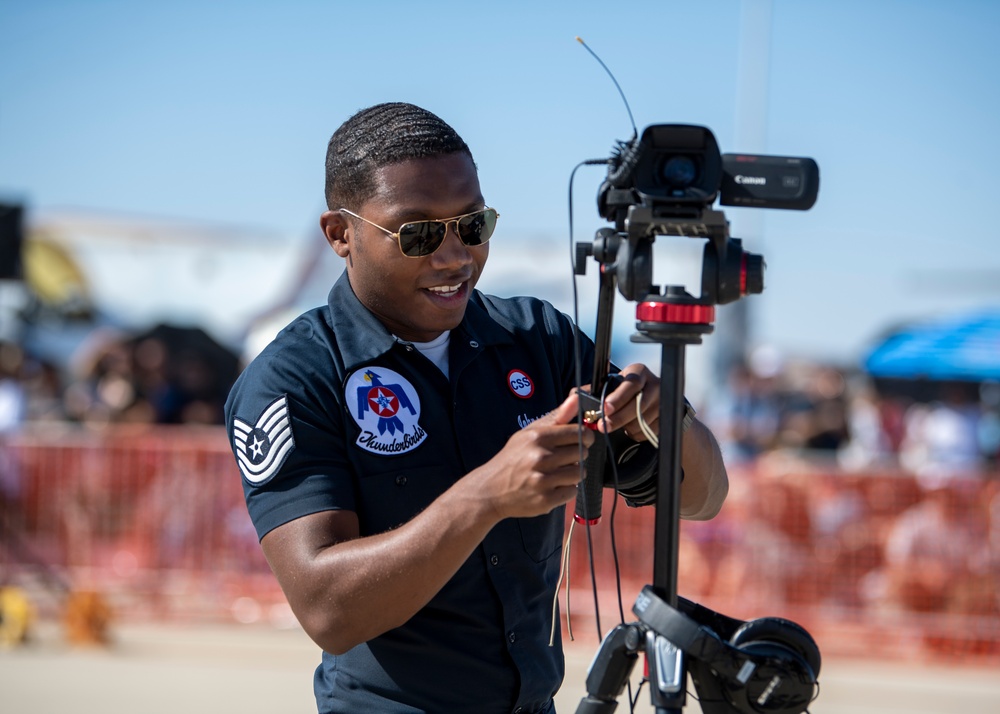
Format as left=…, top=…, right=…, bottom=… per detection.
left=396, top=209, right=498, bottom=257
left=457, top=209, right=497, bottom=246
left=398, top=222, right=447, bottom=257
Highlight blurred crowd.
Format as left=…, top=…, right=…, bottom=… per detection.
left=676, top=466, right=1000, bottom=656
left=2, top=328, right=1000, bottom=478
left=0, top=328, right=239, bottom=430
left=702, top=350, right=1000, bottom=478
left=684, top=351, right=1000, bottom=649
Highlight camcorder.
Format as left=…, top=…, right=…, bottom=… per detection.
left=588, top=123, right=819, bottom=306
left=606, top=123, right=819, bottom=215
left=573, top=124, right=822, bottom=714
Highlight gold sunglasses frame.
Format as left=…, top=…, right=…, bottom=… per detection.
left=338, top=207, right=499, bottom=258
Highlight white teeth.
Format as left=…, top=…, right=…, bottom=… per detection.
left=428, top=284, right=461, bottom=294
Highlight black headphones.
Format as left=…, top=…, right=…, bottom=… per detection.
left=633, top=587, right=821, bottom=714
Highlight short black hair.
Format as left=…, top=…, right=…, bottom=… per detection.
left=324, top=102, right=473, bottom=210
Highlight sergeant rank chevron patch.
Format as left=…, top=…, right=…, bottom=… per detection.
left=232, top=395, right=296, bottom=485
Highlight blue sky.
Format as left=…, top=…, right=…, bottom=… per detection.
left=2, top=0, right=999, bottom=371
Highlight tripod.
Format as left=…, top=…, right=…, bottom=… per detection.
left=571, top=207, right=821, bottom=714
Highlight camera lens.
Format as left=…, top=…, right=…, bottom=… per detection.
left=660, top=155, right=698, bottom=188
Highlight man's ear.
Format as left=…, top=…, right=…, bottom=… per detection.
left=320, top=210, right=351, bottom=258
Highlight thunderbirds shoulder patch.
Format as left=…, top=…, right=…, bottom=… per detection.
left=346, top=367, right=427, bottom=455
left=232, top=395, right=295, bottom=485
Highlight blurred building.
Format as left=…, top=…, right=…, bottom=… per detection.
left=19, top=208, right=304, bottom=358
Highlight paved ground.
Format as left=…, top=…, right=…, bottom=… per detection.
left=1, top=621, right=998, bottom=713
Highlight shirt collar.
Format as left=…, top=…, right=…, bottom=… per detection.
left=327, top=270, right=514, bottom=371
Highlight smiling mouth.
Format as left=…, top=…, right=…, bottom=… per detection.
left=425, top=283, right=464, bottom=298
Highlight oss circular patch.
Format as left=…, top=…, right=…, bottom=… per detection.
left=507, top=369, right=535, bottom=398
left=345, top=367, right=427, bottom=455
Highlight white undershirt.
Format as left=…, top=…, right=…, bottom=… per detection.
left=406, top=331, right=451, bottom=378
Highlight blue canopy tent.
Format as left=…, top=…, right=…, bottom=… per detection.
left=864, top=309, right=1000, bottom=383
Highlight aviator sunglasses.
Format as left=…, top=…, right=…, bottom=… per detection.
left=339, top=207, right=499, bottom=258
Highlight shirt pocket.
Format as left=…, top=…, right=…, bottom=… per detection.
left=355, top=465, right=448, bottom=536
left=516, top=506, right=565, bottom=563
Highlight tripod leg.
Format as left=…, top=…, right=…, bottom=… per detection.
left=574, top=624, right=643, bottom=714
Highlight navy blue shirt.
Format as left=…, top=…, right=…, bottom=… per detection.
left=226, top=271, right=604, bottom=713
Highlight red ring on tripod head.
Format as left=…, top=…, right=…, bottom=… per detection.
left=635, top=302, right=715, bottom=325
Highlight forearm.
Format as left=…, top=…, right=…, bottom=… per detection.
left=679, top=418, right=729, bottom=519
left=597, top=364, right=728, bottom=519
left=264, top=477, right=499, bottom=654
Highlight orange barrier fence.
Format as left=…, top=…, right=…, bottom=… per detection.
left=1, top=427, right=998, bottom=661
left=0, top=426, right=281, bottom=624
left=564, top=458, right=1000, bottom=661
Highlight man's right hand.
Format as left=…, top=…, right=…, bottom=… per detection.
left=472, top=392, right=593, bottom=521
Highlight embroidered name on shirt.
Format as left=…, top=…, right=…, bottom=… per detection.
left=346, top=367, right=427, bottom=455
left=518, top=412, right=547, bottom=429
left=357, top=425, right=427, bottom=452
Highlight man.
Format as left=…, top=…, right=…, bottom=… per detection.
left=225, top=102, right=728, bottom=713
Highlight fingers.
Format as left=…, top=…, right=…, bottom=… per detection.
left=523, top=392, right=595, bottom=448
left=592, top=364, right=660, bottom=437
left=601, top=368, right=648, bottom=415
left=480, top=458, right=580, bottom=521
left=539, top=391, right=582, bottom=427
left=484, top=397, right=593, bottom=518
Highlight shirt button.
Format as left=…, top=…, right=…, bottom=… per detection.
left=514, top=708, right=524, bottom=714
left=490, top=554, right=499, bottom=566
left=469, top=340, right=479, bottom=348
left=395, top=475, right=407, bottom=487
left=508, top=631, right=516, bottom=644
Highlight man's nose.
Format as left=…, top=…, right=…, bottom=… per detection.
left=430, top=222, right=473, bottom=266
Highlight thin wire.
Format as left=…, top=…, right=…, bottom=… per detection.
left=564, top=157, right=611, bottom=645
left=598, top=382, right=628, bottom=627
left=635, top=391, right=659, bottom=447
left=630, top=678, right=647, bottom=711
left=568, top=158, right=611, bottom=409
left=550, top=517, right=576, bottom=645
left=576, top=37, right=638, bottom=139
left=585, top=518, right=601, bottom=639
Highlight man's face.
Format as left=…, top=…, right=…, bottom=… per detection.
left=328, top=152, right=490, bottom=343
